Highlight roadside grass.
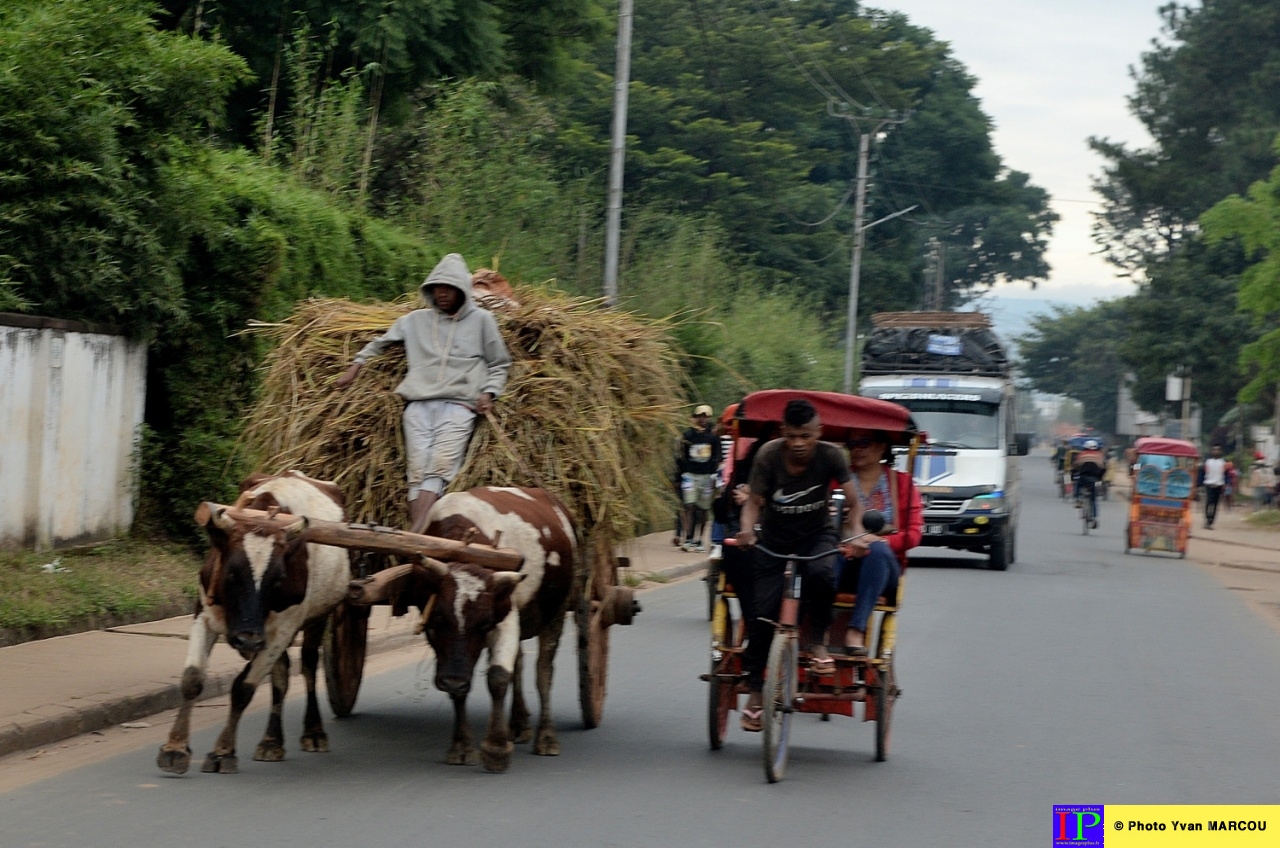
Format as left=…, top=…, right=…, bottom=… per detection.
left=1244, top=509, right=1280, bottom=530
left=0, top=539, right=201, bottom=646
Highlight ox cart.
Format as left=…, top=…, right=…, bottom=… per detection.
left=192, top=500, right=638, bottom=728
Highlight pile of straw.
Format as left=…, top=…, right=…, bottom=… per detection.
left=240, top=287, right=685, bottom=567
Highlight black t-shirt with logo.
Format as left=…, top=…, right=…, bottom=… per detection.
left=679, top=426, right=722, bottom=475
left=748, top=440, right=850, bottom=550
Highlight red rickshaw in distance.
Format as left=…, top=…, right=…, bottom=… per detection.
left=705, top=389, right=921, bottom=781
left=1125, top=436, right=1200, bottom=557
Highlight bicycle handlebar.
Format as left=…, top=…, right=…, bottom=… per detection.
left=748, top=533, right=872, bottom=562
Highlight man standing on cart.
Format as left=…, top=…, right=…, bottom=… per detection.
left=334, top=253, right=512, bottom=534
left=735, top=399, right=868, bottom=731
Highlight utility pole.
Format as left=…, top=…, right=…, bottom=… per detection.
left=602, top=0, right=634, bottom=307
left=833, top=106, right=908, bottom=394
left=1181, top=373, right=1193, bottom=441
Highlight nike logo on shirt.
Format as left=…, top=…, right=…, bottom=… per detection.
left=772, top=485, right=821, bottom=504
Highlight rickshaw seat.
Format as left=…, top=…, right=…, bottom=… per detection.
left=833, top=592, right=895, bottom=610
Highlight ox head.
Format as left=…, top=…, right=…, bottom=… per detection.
left=199, top=494, right=310, bottom=659
left=419, top=560, right=525, bottom=698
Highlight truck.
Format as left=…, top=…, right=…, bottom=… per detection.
left=858, top=312, right=1029, bottom=570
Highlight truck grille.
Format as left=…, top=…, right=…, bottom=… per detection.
left=922, top=496, right=968, bottom=516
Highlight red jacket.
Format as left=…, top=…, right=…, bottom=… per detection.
left=883, top=469, right=923, bottom=572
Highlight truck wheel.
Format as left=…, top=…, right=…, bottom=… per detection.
left=988, top=528, right=1012, bottom=571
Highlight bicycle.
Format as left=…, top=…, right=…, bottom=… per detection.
left=1079, top=481, right=1098, bottom=535
left=745, top=518, right=896, bottom=781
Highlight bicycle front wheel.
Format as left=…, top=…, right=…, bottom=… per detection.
left=762, top=633, right=797, bottom=783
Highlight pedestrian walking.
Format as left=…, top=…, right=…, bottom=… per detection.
left=675, top=404, right=722, bottom=552
left=334, top=253, right=512, bottom=534
left=1201, top=445, right=1227, bottom=528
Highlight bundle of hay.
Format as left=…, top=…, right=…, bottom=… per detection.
left=240, top=285, right=685, bottom=573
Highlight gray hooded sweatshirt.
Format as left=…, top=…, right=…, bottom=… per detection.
left=353, top=254, right=512, bottom=405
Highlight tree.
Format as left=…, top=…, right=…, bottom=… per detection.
left=0, top=0, right=249, bottom=333
left=155, top=0, right=608, bottom=142
left=1116, top=245, right=1256, bottom=428
left=1090, top=0, right=1280, bottom=272
left=1201, top=139, right=1280, bottom=406
left=555, top=0, right=1055, bottom=317
left=1016, top=301, right=1130, bottom=432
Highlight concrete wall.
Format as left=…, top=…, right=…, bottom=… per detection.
left=0, top=315, right=147, bottom=550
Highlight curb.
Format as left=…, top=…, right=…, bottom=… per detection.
left=0, top=627, right=422, bottom=760
left=643, top=557, right=711, bottom=583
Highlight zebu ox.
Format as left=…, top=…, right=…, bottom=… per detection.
left=157, top=471, right=351, bottom=775
left=418, top=487, right=576, bottom=772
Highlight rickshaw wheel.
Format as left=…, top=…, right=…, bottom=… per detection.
left=762, top=634, right=797, bottom=783
left=323, top=600, right=369, bottom=718
left=707, top=599, right=736, bottom=750
left=576, top=594, right=609, bottom=729
left=874, top=656, right=897, bottom=762
left=705, top=558, right=719, bottom=622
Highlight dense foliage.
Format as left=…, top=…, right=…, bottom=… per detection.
left=4, top=0, right=1059, bottom=538
left=557, top=0, right=1056, bottom=312
left=1022, top=0, right=1280, bottom=436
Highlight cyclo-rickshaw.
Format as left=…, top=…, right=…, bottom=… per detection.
left=1124, top=436, right=1199, bottom=557
left=702, top=389, right=920, bottom=782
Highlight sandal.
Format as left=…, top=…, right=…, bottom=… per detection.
left=809, top=655, right=836, bottom=675
left=740, top=706, right=764, bottom=732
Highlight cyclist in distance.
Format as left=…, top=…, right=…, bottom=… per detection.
left=734, top=399, right=868, bottom=731
left=1072, top=439, right=1106, bottom=529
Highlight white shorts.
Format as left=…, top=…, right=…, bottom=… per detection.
left=403, top=400, right=476, bottom=500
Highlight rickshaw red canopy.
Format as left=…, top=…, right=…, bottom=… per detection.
left=735, top=389, right=917, bottom=444
left=1133, top=436, right=1200, bottom=459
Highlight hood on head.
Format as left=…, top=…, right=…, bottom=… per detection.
left=420, top=253, right=473, bottom=313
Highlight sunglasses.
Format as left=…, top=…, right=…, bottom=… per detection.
left=847, top=438, right=877, bottom=449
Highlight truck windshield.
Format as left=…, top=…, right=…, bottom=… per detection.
left=898, top=400, right=1000, bottom=450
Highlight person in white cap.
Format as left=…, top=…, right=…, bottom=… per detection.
left=676, top=404, right=722, bottom=551
left=335, top=253, right=512, bottom=533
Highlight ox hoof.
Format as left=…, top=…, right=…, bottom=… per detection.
left=511, top=724, right=533, bottom=745
left=156, top=746, right=192, bottom=775
left=299, top=731, right=329, bottom=753
left=481, top=740, right=514, bottom=773
left=532, top=730, right=561, bottom=757
left=253, top=741, right=286, bottom=762
left=445, top=744, right=477, bottom=766
left=201, top=752, right=239, bottom=774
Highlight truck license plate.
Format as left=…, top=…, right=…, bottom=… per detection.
left=925, top=524, right=945, bottom=535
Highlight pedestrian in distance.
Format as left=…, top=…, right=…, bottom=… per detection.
left=1248, top=461, right=1275, bottom=509
left=1201, top=445, right=1227, bottom=529
left=334, top=253, right=512, bottom=534
left=676, top=404, right=722, bottom=552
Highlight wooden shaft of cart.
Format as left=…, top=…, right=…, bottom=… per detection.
left=195, top=502, right=525, bottom=571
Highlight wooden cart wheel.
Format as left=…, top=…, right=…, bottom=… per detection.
left=762, top=633, right=797, bottom=783
left=874, top=656, right=897, bottom=762
left=576, top=594, right=609, bottom=729
left=323, top=600, right=370, bottom=718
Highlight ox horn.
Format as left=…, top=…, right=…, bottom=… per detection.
left=419, top=556, right=450, bottom=581
left=491, top=571, right=526, bottom=588
left=284, top=515, right=309, bottom=539
left=211, top=507, right=237, bottom=533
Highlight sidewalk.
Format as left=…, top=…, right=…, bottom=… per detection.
left=0, top=532, right=711, bottom=759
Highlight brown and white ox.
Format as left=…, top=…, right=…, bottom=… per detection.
left=157, top=471, right=350, bottom=775
left=418, top=487, right=575, bottom=772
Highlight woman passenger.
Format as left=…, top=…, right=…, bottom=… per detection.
left=837, top=429, right=923, bottom=653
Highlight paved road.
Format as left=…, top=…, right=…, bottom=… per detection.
left=4, top=467, right=1280, bottom=847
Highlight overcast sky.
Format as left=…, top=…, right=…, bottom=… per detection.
left=875, top=1, right=1168, bottom=314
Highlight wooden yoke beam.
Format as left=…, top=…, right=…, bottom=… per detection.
left=195, top=502, right=525, bottom=571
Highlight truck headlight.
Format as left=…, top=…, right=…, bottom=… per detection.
left=970, top=492, right=1005, bottom=513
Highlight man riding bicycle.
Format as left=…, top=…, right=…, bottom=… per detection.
left=1072, top=439, right=1106, bottom=529
left=734, top=399, right=869, bottom=731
